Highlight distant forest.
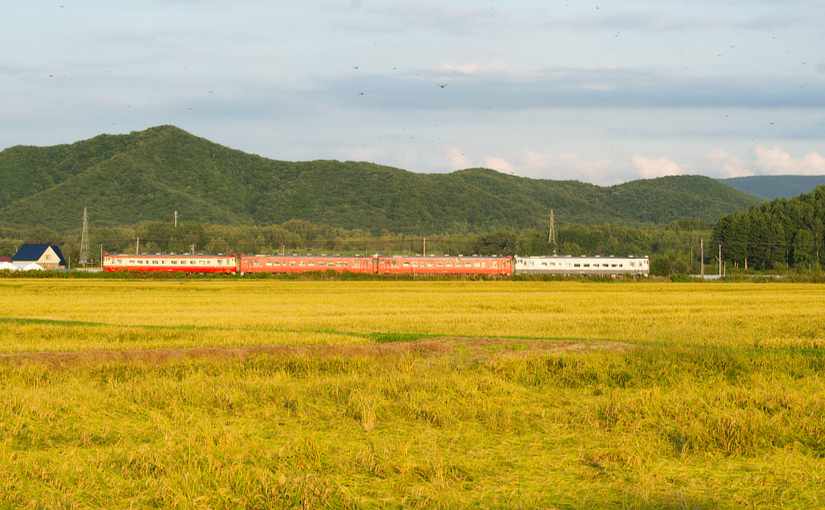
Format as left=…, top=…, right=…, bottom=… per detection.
left=0, top=125, right=758, bottom=231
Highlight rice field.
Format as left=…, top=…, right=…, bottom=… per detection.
left=0, top=279, right=823, bottom=509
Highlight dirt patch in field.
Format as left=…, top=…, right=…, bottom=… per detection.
left=0, top=337, right=631, bottom=367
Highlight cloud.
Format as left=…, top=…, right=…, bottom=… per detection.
left=436, top=63, right=510, bottom=76
left=523, top=151, right=613, bottom=181
left=754, top=146, right=825, bottom=175
left=708, top=150, right=750, bottom=177
left=446, top=147, right=470, bottom=169
left=322, top=68, right=825, bottom=111
left=539, top=7, right=813, bottom=33
left=632, top=156, right=688, bottom=179
left=483, top=157, right=515, bottom=174
left=333, top=4, right=504, bottom=35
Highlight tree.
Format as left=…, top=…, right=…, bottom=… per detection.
left=791, top=229, right=816, bottom=268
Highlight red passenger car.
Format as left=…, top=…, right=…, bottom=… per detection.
left=103, top=254, right=237, bottom=273
left=239, top=255, right=376, bottom=275
left=376, top=256, right=513, bottom=276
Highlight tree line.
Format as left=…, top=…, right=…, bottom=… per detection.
left=0, top=220, right=708, bottom=275
left=713, top=186, right=825, bottom=271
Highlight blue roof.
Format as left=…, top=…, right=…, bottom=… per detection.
left=12, top=244, right=67, bottom=266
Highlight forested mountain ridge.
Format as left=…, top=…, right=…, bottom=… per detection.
left=713, top=185, right=825, bottom=269
left=0, top=125, right=760, bottom=232
left=722, top=175, right=825, bottom=199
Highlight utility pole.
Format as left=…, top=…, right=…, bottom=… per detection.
left=136, top=237, right=140, bottom=255
left=548, top=209, right=557, bottom=255
left=700, top=238, right=704, bottom=278
left=191, top=244, right=195, bottom=255
left=423, top=237, right=427, bottom=257
left=99, top=244, right=103, bottom=270
left=174, top=210, right=178, bottom=228
left=79, top=207, right=90, bottom=266
left=718, top=244, right=722, bottom=277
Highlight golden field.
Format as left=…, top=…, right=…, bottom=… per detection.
left=0, top=279, right=823, bottom=508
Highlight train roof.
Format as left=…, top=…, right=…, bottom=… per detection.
left=515, top=255, right=649, bottom=259
left=106, top=253, right=235, bottom=258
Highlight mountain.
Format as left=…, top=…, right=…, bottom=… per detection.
left=722, top=175, right=825, bottom=199
left=0, top=125, right=761, bottom=233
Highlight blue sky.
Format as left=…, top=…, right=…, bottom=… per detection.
left=1, top=0, right=824, bottom=183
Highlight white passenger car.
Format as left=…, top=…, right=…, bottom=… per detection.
left=514, top=255, right=649, bottom=277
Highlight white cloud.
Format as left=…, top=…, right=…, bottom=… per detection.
left=483, top=156, right=515, bottom=174
left=708, top=149, right=750, bottom=177
left=346, top=146, right=382, bottom=162
left=523, top=151, right=613, bottom=181
left=754, top=146, right=825, bottom=175
left=446, top=147, right=471, bottom=169
left=631, top=156, right=687, bottom=179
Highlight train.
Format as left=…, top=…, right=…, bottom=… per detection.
left=103, top=253, right=649, bottom=277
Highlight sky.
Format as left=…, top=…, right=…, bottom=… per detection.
left=1, top=0, right=824, bottom=184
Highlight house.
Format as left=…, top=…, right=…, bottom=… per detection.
left=12, top=244, right=67, bottom=271
left=0, top=256, right=11, bottom=263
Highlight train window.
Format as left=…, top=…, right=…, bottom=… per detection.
left=583, top=264, right=590, bottom=268
left=574, top=264, right=581, bottom=268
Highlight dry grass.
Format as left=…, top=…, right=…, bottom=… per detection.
left=0, top=279, right=824, bottom=508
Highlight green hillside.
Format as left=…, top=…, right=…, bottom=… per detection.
left=722, top=175, right=825, bottom=199
left=0, top=125, right=760, bottom=233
